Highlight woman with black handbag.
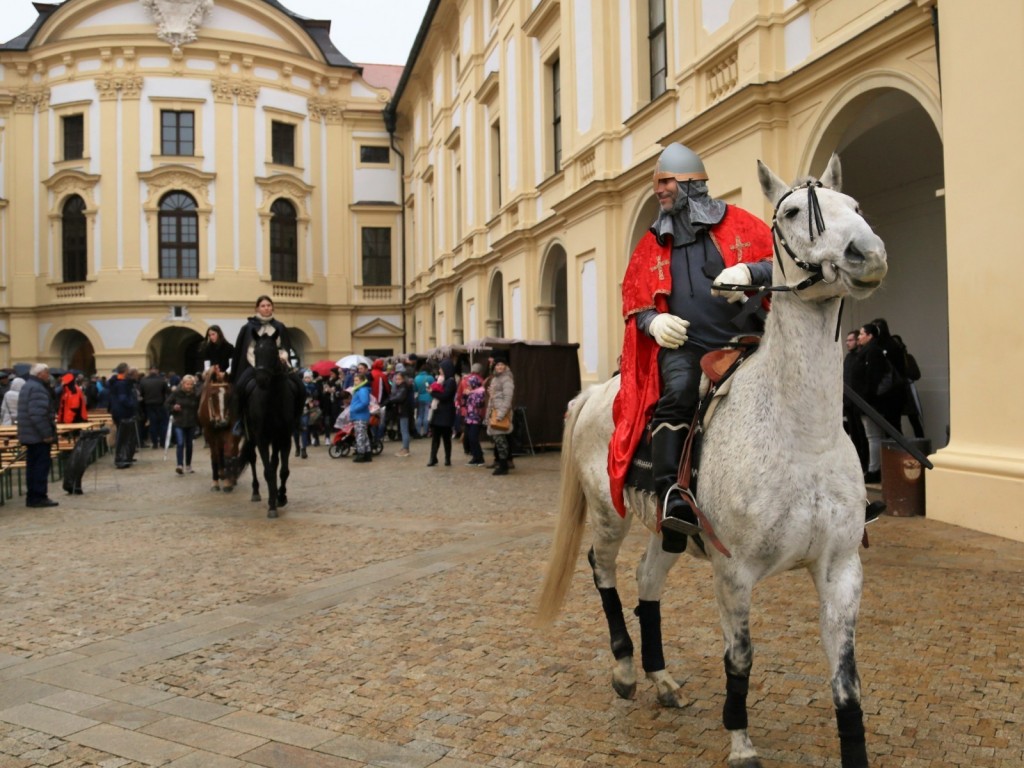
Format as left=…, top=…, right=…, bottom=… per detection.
left=485, top=354, right=515, bottom=476
left=853, top=323, right=903, bottom=483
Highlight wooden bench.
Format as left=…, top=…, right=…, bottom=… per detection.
left=0, top=422, right=110, bottom=503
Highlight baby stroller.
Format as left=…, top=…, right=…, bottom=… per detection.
left=328, top=412, right=384, bottom=458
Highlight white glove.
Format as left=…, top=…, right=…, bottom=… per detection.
left=648, top=313, right=690, bottom=349
left=711, top=263, right=752, bottom=303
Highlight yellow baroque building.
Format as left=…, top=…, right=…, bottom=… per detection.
left=0, top=0, right=407, bottom=375
left=3, top=0, right=1021, bottom=542
left=385, top=0, right=1021, bottom=542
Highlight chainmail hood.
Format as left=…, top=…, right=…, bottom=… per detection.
left=651, top=180, right=727, bottom=246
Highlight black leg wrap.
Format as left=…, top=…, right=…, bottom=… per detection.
left=633, top=600, right=665, bottom=673
left=598, top=587, right=634, bottom=660
left=836, top=703, right=868, bottom=767
left=723, top=672, right=749, bottom=731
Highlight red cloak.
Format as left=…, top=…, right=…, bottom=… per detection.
left=608, top=205, right=773, bottom=516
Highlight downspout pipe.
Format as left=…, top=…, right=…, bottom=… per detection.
left=384, top=106, right=407, bottom=353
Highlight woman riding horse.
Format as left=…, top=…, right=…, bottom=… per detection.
left=231, top=296, right=303, bottom=432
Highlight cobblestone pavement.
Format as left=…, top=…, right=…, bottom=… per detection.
left=1, top=438, right=1022, bottom=767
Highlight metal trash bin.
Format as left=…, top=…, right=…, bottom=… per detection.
left=881, top=438, right=931, bottom=517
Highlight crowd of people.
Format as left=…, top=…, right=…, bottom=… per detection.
left=1, top=298, right=520, bottom=509
left=843, top=317, right=925, bottom=483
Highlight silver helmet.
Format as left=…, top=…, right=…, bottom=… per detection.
left=652, top=142, right=708, bottom=191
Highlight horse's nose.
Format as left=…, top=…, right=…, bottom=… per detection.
left=844, top=240, right=866, bottom=264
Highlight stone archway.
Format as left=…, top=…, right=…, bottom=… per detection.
left=146, top=327, right=205, bottom=377
left=813, top=87, right=948, bottom=447
left=52, top=328, right=97, bottom=375
left=539, top=243, right=569, bottom=342
left=487, top=271, right=505, bottom=338
left=453, top=288, right=465, bottom=345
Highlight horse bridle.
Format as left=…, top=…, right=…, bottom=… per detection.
left=715, top=180, right=845, bottom=338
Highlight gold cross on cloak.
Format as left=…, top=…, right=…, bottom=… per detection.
left=650, top=255, right=671, bottom=281
left=729, top=235, right=752, bottom=261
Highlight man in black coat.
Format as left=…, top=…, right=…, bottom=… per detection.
left=17, top=363, right=58, bottom=508
left=139, top=367, right=169, bottom=450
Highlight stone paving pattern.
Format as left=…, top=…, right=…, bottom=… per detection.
left=0, top=439, right=1021, bottom=767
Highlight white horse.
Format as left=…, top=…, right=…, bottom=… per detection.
left=536, top=156, right=886, bottom=768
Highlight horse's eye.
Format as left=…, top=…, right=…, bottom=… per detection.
left=783, top=207, right=800, bottom=219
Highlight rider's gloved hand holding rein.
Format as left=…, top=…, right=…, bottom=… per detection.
left=711, top=263, right=752, bottom=303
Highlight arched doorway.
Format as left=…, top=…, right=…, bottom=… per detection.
left=539, top=244, right=569, bottom=342
left=811, top=88, right=948, bottom=447
left=487, top=271, right=505, bottom=338
left=453, top=288, right=465, bottom=344
left=147, top=327, right=204, bottom=377
left=53, top=329, right=96, bottom=375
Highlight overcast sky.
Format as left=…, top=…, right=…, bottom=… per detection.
left=1, top=0, right=432, bottom=66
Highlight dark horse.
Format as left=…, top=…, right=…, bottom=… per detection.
left=198, top=369, right=241, bottom=493
left=238, top=334, right=302, bottom=518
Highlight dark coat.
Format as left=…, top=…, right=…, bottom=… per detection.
left=199, top=338, right=235, bottom=373
left=232, top=316, right=293, bottom=381
left=107, top=374, right=138, bottom=423
left=429, top=360, right=458, bottom=428
left=139, top=373, right=169, bottom=406
left=165, top=387, right=200, bottom=430
left=16, top=375, right=56, bottom=445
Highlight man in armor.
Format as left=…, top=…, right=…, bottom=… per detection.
left=609, top=143, right=774, bottom=552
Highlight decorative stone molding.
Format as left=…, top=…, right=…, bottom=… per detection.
left=308, top=97, right=345, bottom=124
left=255, top=174, right=314, bottom=220
left=139, top=164, right=215, bottom=211
left=211, top=77, right=260, bottom=106
left=141, top=0, right=214, bottom=55
left=14, top=86, right=50, bottom=114
left=95, top=75, right=145, bottom=101
left=706, top=49, right=738, bottom=103
left=43, top=169, right=101, bottom=216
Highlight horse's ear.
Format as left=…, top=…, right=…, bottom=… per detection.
left=757, top=160, right=788, bottom=207
left=819, top=153, right=842, bottom=192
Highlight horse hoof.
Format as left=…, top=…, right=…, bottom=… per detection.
left=728, top=760, right=763, bottom=768
left=612, top=678, right=637, bottom=701
left=211, top=485, right=221, bottom=492
left=223, top=486, right=234, bottom=494
left=267, top=508, right=278, bottom=519
left=251, top=493, right=261, bottom=502
left=656, top=688, right=685, bottom=708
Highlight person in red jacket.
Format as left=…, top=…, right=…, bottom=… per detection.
left=57, top=373, right=88, bottom=424
left=609, top=143, right=773, bottom=552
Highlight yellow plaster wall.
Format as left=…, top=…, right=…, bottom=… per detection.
left=926, top=0, right=1024, bottom=541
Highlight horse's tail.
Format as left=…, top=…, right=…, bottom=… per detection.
left=534, top=388, right=592, bottom=628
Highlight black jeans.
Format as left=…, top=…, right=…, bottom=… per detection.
left=653, top=344, right=705, bottom=430
left=430, top=426, right=452, bottom=463
left=25, top=442, right=51, bottom=504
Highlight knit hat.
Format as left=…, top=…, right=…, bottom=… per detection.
left=395, top=363, right=406, bottom=373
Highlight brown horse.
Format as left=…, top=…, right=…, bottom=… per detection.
left=198, top=369, right=241, bottom=492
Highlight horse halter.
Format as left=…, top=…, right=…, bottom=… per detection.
left=770, top=180, right=832, bottom=292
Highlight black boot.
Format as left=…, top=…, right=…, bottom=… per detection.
left=492, top=458, right=509, bottom=475
left=652, top=423, right=699, bottom=552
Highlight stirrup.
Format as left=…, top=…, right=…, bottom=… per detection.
left=660, top=484, right=702, bottom=537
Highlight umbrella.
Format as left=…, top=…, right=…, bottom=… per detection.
left=309, top=359, right=339, bottom=377
left=336, top=354, right=371, bottom=370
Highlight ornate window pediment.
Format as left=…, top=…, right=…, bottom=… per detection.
left=44, top=169, right=101, bottom=216
left=139, top=164, right=215, bottom=211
